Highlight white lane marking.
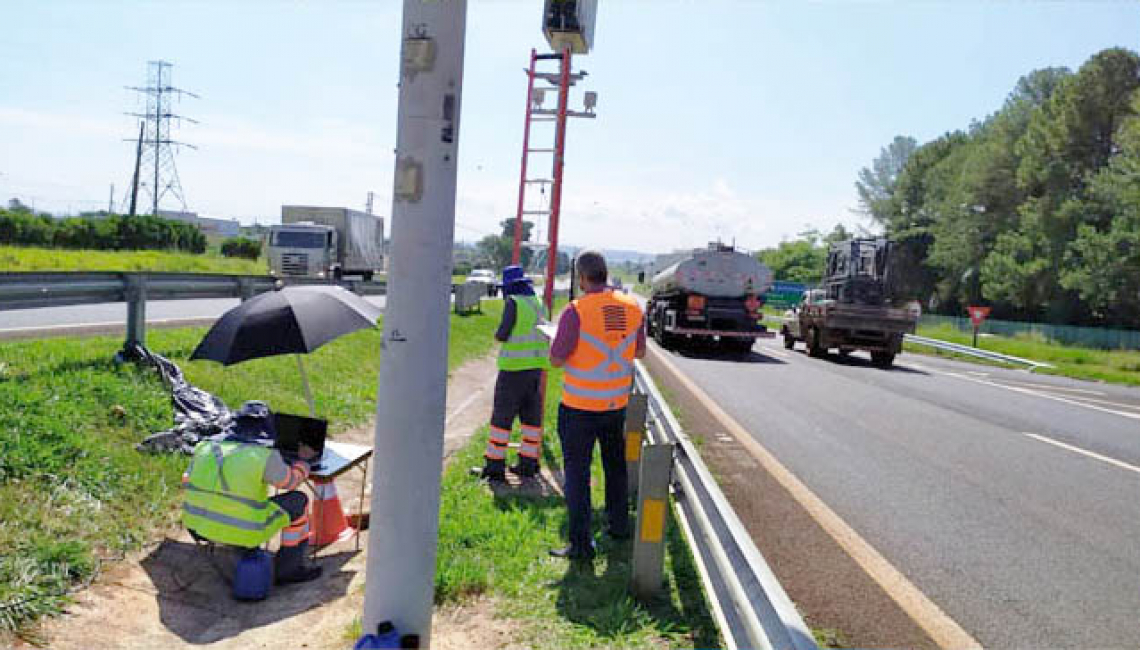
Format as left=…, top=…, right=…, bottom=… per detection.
left=761, top=347, right=791, bottom=359
left=988, top=378, right=1105, bottom=397
left=1024, top=433, right=1140, bottom=476
left=967, top=371, right=990, bottom=377
left=1028, top=393, right=1140, bottom=413
left=936, top=370, right=1140, bottom=421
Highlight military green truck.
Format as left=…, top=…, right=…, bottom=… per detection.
left=781, top=238, right=920, bottom=368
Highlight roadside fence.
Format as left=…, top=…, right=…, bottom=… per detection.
left=921, top=313, right=1140, bottom=350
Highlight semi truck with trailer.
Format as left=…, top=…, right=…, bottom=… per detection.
left=780, top=238, right=920, bottom=368
left=267, top=206, right=384, bottom=281
left=646, top=242, right=775, bottom=355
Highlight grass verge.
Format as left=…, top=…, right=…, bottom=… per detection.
left=0, top=244, right=265, bottom=275
left=0, top=300, right=503, bottom=640
left=910, top=323, right=1140, bottom=386
left=434, top=368, right=720, bottom=649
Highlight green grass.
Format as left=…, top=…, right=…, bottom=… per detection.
left=0, top=244, right=265, bottom=275
left=910, top=323, right=1140, bottom=386
left=0, top=301, right=503, bottom=639
left=434, top=369, right=720, bottom=649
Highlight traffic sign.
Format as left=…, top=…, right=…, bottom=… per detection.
left=967, top=306, right=991, bottom=328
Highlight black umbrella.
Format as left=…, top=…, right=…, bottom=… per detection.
left=191, top=285, right=383, bottom=415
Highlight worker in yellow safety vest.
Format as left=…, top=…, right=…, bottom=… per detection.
left=478, top=265, right=551, bottom=482
left=182, top=428, right=323, bottom=584
left=548, top=250, right=645, bottom=560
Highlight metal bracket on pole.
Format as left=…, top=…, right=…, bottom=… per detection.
left=630, top=442, right=674, bottom=600
left=124, top=274, right=148, bottom=353
left=624, top=393, right=649, bottom=498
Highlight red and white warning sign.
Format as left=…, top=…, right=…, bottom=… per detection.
left=967, top=305, right=991, bottom=328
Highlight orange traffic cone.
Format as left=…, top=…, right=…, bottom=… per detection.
left=310, top=477, right=354, bottom=546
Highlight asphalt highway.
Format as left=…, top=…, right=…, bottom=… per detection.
left=662, top=335, right=1140, bottom=648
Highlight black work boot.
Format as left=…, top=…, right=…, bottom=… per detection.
left=275, top=541, right=323, bottom=585
left=477, top=458, right=506, bottom=482
left=508, top=456, right=540, bottom=479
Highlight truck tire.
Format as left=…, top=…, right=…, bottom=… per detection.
left=781, top=328, right=795, bottom=349
left=363, top=271, right=374, bottom=282
left=871, top=351, right=896, bottom=368
left=807, top=327, right=826, bottom=358
left=333, top=267, right=343, bottom=282
left=728, top=338, right=754, bottom=357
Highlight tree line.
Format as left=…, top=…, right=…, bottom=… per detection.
left=859, top=47, right=1140, bottom=327
left=1, top=201, right=208, bottom=254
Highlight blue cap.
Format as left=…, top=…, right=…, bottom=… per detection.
left=499, top=265, right=531, bottom=287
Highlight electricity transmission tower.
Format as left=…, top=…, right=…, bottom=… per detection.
left=124, top=60, right=198, bottom=216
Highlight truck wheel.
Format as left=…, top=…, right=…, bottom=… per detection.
left=729, top=339, right=754, bottom=357
left=807, top=328, right=825, bottom=358
left=781, top=328, right=795, bottom=350
left=333, top=267, right=343, bottom=282
left=871, top=351, right=896, bottom=368
left=363, top=271, right=374, bottom=282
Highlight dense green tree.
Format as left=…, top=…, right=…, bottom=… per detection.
left=860, top=48, right=1140, bottom=326
left=855, top=135, right=917, bottom=223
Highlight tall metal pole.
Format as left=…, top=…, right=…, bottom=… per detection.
left=542, top=48, right=572, bottom=318
left=362, top=1, right=467, bottom=645
left=129, top=121, right=144, bottom=217
left=153, top=63, right=162, bottom=216
left=512, top=49, right=538, bottom=266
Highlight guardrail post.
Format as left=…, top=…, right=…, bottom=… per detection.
left=124, top=274, right=147, bottom=352
left=238, top=277, right=255, bottom=302
left=624, top=393, right=648, bottom=498
left=630, top=442, right=674, bottom=600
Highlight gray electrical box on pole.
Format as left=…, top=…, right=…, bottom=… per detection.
left=362, top=0, right=467, bottom=645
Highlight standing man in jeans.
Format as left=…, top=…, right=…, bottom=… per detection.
left=549, top=250, right=645, bottom=560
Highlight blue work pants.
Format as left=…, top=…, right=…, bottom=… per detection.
left=557, top=403, right=630, bottom=551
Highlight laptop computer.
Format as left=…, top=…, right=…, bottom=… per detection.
left=273, top=413, right=328, bottom=471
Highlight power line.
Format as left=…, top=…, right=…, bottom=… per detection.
left=123, top=60, right=198, bottom=216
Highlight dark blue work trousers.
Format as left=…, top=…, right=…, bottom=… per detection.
left=557, top=403, right=630, bottom=552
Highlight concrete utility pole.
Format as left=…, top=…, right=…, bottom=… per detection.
left=362, top=0, right=467, bottom=645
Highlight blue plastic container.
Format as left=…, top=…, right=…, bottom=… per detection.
left=232, top=549, right=273, bottom=601
left=353, top=621, right=401, bottom=649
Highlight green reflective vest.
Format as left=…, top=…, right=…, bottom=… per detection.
left=498, top=294, right=550, bottom=371
left=181, top=440, right=290, bottom=548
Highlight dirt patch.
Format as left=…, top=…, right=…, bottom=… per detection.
left=431, top=598, right=528, bottom=650
left=36, top=354, right=501, bottom=650
left=643, top=348, right=938, bottom=649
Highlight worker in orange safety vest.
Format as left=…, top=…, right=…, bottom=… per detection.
left=547, top=250, right=645, bottom=560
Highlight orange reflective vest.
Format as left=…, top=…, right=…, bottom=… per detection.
left=561, top=291, right=643, bottom=411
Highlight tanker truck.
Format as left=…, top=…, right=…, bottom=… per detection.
left=647, top=242, right=775, bottom=354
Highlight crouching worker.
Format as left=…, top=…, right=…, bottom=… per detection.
left=182, top=438, right=323, bottom=585
left=478, top=265, right=550, bottom=481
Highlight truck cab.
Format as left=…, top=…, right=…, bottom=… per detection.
left=268, top=223, right=338, bottom=279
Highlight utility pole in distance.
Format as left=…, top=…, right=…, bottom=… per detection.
left=362, top=0, right=467, bottom=645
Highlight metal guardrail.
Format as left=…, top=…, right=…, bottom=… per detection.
left=633, top=361, right=818, bottom=650
left=0, top=272, right=390, bottom=348
left=0, top=272, right=386, bottom=311
left=905, top=333, right=1054, bottom=369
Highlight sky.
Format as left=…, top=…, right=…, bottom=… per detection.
left=1, top=1, right=1137, bottom=254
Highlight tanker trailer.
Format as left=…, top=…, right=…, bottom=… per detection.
left=647, top=242, right=775, bottom=354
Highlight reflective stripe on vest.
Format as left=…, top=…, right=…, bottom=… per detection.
left=181, top=441, right=290, bottom=548
left=561, top=292, right=642, bottom=411
left=499, top=295, right=550, bottom=371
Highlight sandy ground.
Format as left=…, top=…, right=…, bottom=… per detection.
left=34, top=352, right=528, bottom=650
